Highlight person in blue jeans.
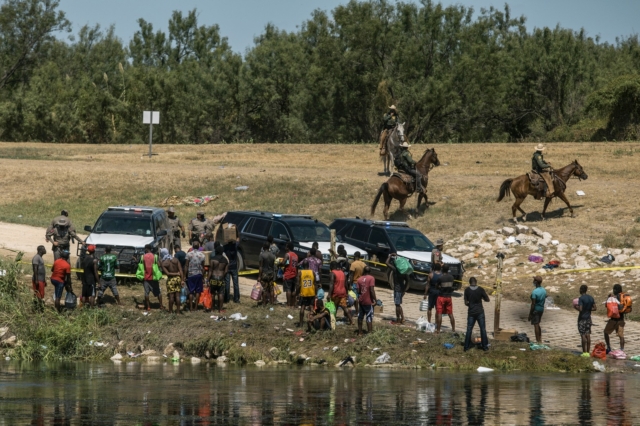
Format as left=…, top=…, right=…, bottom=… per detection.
left=463, top=277, right=490, bottom=351
left=223, top=238, right=240, bottom=303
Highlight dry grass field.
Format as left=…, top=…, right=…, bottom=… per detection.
left=1, top=141, right=638, bottom=248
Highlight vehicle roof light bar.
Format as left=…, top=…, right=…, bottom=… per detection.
left=272, top=214, right=313, bottom=219
left=372, top=221, right=409, bottom=227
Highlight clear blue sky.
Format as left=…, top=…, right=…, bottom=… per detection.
left=58, top=0, right=640, bottom=53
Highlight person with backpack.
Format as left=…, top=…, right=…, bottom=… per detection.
left=356, top=266, right=377, bottom=336
left=434, top=264, right=456, bottom=333
left=328, top=261, right=352, bottom=325
left=604, top=284, right=632, bottom=354
left=386, top=253, right=411, bottom=325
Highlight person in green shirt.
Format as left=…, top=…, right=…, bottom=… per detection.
left=532, top=143, right=554, bottom=198
left=378, top=105, right=399, bottom=154
left=396, top=142, right=423, bottom=193
left=97, top=246, right=121, bottom=305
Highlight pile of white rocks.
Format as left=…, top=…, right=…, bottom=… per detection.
left=445, top=225, right=640, bottom=278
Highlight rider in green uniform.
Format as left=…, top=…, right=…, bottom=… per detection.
left=379, top=105, right=398, bottom=154
left=532, top=143, right=553, bottom=198
left=396, top=142, right=423, bottom=193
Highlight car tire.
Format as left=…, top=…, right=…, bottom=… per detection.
left=237, top=251, right=245, bottom=271
left=387, top=272, right=395, bottom=290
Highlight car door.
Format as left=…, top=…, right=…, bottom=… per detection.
left=241, top=217, right=271, bottom=267
left=366, top=227, right=391, bottom=281
left=269, top=221, right=290, bottom=258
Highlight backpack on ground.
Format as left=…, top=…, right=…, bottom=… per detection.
left=394, top=256, right=414, bottom=275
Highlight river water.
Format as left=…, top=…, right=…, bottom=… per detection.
left=0, top=362, right=637, bottom=425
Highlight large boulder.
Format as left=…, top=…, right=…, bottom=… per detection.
left=614, top=254, right=629, bottom=265
left=515, top=224, right=530, bottom=234
left=163, top=343, right=175, bottom=356
left=531, top=227, right=544, bottom=237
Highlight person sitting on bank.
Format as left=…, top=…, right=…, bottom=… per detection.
left=307, top=300, right=331, bottom=332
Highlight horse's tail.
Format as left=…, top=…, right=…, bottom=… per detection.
left=497, top=179, right=513, bottom=202
left=371, top=182, right=388, bottom=215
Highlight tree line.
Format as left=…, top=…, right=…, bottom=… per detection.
left=2, top=0, right=640, bottom=144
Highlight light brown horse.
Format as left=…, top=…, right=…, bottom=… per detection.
left=371, top=148, right=440, bottom=219
left=497, top=160, right=588, bottom=222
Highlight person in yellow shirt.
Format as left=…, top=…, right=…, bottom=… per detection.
left=297, top=262, right=317, bottom=328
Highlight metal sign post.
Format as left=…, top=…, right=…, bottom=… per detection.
left=143, top=111, right=160, bottom=158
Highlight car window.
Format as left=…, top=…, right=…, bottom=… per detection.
left=349, top=224, right=370, bottom=242
left=289, top=223, right=331, bottom=242
left=94, top=215, right=153, bottom=236
left=247, top=218, right=271, bottom=237
left=270, top=222, right=290, bottom=241
left=368, top=228, right=388, bottom=247
left=387, top=230, right=434, bottom=251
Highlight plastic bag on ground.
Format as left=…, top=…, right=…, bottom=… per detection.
left=592, top=361, right=606, bottom=372
left=629, top=355, right=640, bottom=362
left=477, top=367, right=494, bottom=373
left=609, top=349, right=627, bottom=360
left=591, top=342, right=607, bottom=360
left=529, top=343, right=551, bottom=350
left=229, top=313, right=247, bottom=321
left=544, top=297, right=560, bottom=310
left=374, top=352, right=390, bottom=364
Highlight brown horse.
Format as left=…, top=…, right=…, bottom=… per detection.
left=371, top=148, right=440, bottom=219
left=497, top=160, right=588, bottom=222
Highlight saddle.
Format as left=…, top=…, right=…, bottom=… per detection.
left=527, top=171, right=566, bottom=199
left=392, top=171, right=425, bottom=195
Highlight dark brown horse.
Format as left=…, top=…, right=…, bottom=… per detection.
left=497, top=160, right=588, bottom=222
left=371, top=148, right=440, bottom=219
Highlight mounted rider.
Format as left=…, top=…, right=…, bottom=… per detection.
left=531, top=144, right=554, bottom=198
left=395, top=142, right=424, bottom=193
left=378, top=105, right=399, bottom=155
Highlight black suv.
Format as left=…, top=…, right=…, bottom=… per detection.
left=329, top=218, right=464, bottom=290
left=80, top=206, right=171, bottom=274
left=216, top=211, right=365, bottom=272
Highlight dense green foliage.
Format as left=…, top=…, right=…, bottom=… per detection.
left=2, top=0, right=640, bottom=143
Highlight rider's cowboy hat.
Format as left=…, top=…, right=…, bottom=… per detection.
left=399, top=142, right=410, bottom=148
left=534, top=143, right=546, bottom=152
left=388, top=105, right=397, bottom=111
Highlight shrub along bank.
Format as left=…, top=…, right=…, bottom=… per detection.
left=0, top=255, right=608, bottom=372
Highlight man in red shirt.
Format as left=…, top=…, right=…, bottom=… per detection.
left=51, top=250, right=72, bottom=312
left=143, top=245, right=164, bottom=311
left=328, top=261, right=352, bottom=325
left=356, top=266, right=377, bottom=335
left=280, top=242, right=298, bottom=307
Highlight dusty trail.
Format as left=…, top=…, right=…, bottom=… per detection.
left=2, top=221, right=638, bottom=354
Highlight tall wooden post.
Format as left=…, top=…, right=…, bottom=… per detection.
left=330, top=230, right=336, bottom=262
left=494, top=252, right=505, bottom=333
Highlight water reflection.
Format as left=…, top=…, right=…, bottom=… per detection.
left=0, top=362, right=639, bottom=424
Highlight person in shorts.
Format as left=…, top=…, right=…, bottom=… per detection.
left=297, top=262, right=317, bottom=328
left=50, top=250, right=72, bottom=313
left=307, top=300, right=331, bottom=331
left=81, top=245, right=100, bottom=308
left=281, top=242, right=299, bottom=308
left=31, top=245, right=47, bottom=305
left=142, top=245, right=164, bottom=311
left=185, top=241, right=205, bottom=311
left=259, top=242, right=276, bottom=305
left=208, top=246, right=229, bottom=313
left=424, top=262, right=442, bottom=324
left=97, top=246, right=121, bottom=305
left=604, top=284, right=629, bottom=353
left=574, top=285, right=596, bottom=356
left=160, top=248, right=184, bottom=314
left=529, top=276, right=547, bottom=343
left=328, top=261, right=352, bottom=325
left=356, top=266, right=377, bottom=336
left=386, top=253, right=409, bottom=325
left=434, top=264, right=456, bottom=333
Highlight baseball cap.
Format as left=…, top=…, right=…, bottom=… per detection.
left=87, top=245, right=96, bottom=253
left=167, top=207, right=175, bottom=213
left=61, top=209, right=69, bottom=216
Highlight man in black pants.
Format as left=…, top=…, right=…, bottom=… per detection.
left=463, top=277, right=490, bottom=351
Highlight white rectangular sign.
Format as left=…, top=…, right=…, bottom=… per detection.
left=143, top=111, right=159, bottom=124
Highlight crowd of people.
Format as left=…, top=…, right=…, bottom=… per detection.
left=30, top=209, right=631, bottom=355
